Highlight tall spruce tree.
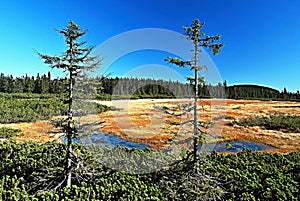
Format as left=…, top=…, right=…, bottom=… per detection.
left=37, top=20, right=101, bottom=187
left=165, top=19, right=223, bottom=162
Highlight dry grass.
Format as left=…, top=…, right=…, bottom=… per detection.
left=0, top=121, right=62, bottom=143
left=2, top=99, right=300, bottom=152
left=97, top=99, right=300, bottom=152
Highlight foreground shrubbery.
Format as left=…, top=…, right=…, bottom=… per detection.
left=0, top=141, right=299, bottom=200
left=0, top=141, right=165, bottom=200
left=0, top=127, right=22, bottom=139
left=207, top=150, right=300, bottom=200
left=234, top=113, right=300, bottom=132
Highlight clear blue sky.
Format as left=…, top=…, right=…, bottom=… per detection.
left=0, top=0, right=300, bottom=92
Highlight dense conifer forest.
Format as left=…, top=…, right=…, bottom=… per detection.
left=0, top=72, right=299, bottom=101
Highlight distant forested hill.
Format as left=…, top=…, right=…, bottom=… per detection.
left=226, top=84, right=300, bottom=100
left=227, top=84, right=280, bottom=99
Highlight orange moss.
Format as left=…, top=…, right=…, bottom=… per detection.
left=3, top=99, right=299, bottom=153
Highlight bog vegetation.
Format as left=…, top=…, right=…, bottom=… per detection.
left=0, top=127, right=22, bottom=139
left=234, top=113, right=300, bottom=133
left=0, top=93, right=110, bottom=124
left=0, top=141, right=299, bottom=200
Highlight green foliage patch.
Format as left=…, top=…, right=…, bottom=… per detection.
left=234, top=113, right=300, bottom=132
left=0, top=96, right=66, bottom=123
left=0, top=141, right=299, bottom=200
left=0, top=93, right=112, bottom=123
left=213, top=114, right=236, bottom=121
left=0, top=127, right=22, bottom=139
left=207, top=150, right=300, bottom=200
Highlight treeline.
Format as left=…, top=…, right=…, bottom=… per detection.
left=0, top=72, right=299, bottom=100
left=0, top=72, right=66, bottom=94
left=0, top=72, right=195, bottom=98
left=100, top=77, right=193, bottom=98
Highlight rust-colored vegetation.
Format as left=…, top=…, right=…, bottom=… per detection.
left=4, top=99, right=300, bottom=152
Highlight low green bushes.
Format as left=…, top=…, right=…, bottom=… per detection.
left=0, top=141, right=299, bottom=200
left=234, top=113, right=300, bottom=132
left=0, top=127, right=22, bottom=139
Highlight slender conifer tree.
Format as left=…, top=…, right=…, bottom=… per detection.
left=165, top=19, right=223, bottom=162
left=37, top=20, right=101, bottom=187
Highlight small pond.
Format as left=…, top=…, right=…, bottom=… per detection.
left=63, top=134, right=274, bottom=152
left=201, top=140, right=275, bottom=153
left=62, top=133, right=151, bottom=150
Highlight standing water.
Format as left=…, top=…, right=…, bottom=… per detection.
left=63, top=134, right=274, bottom=152
left=62, top=133, right=151, bottom=150
left=201, top=140, right=275, bottom=153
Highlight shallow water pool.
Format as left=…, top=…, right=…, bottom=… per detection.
left=63, top=134, right=274, bottom=152
left=200, top=140, right=275, bottom=153
left=62, top=133, right=151, bottom=150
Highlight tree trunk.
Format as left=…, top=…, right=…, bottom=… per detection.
left=66, top=71, right=73, bottom=187
left=193, top=42, right=199, bottom=162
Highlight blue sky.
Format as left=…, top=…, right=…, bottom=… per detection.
left=0, top=0, right=300, bottom=92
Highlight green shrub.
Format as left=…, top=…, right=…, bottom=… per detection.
left=0, top=141, right=299, bottom=200
left=0, top=93, right=112, bottom=123
left=0, top=127, right=22, bottom=139
left=234, top=113, right=300, bottom=132
left=213, top=114, right=236, bottom=121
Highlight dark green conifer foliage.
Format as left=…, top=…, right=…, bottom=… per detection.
left=165, top=19, right=223, bottom=162
left=37, top=20, right=101, bottom=187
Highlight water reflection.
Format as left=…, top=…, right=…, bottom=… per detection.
left=201, top=140, right=274, bottom=152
